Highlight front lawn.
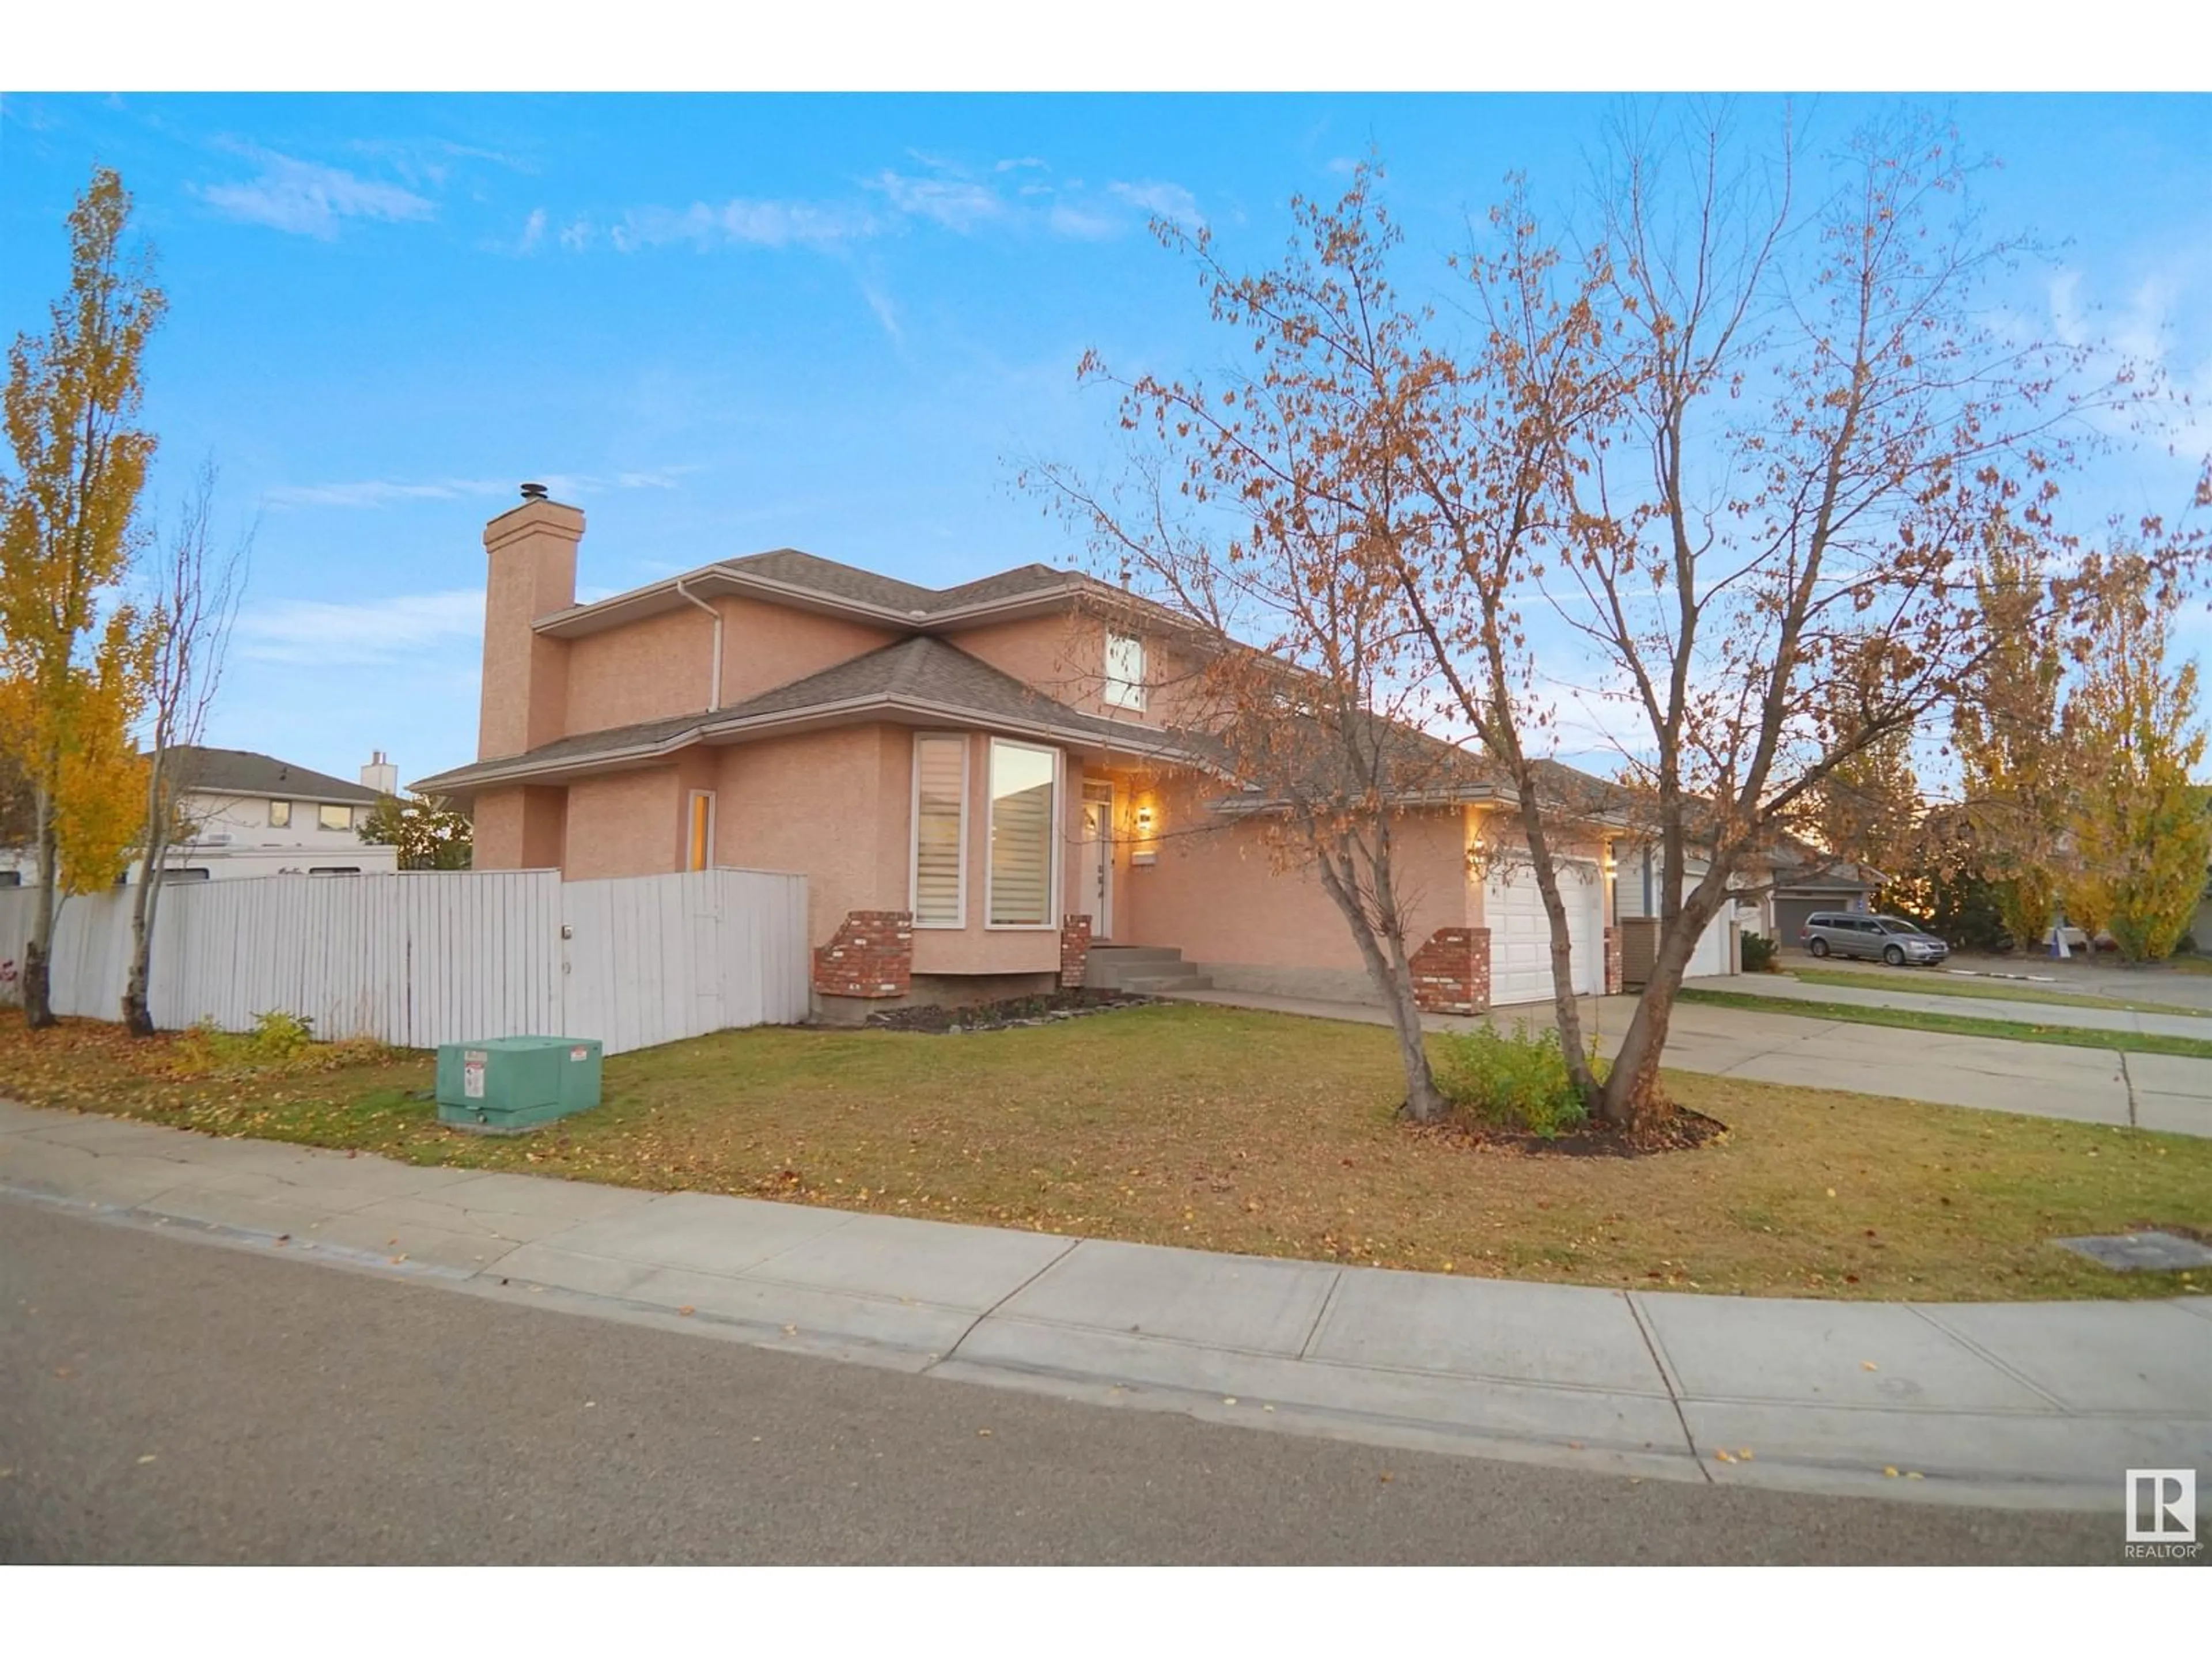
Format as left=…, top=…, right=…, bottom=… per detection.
left=2, top=1005, right=2206, bottom=1303
left=1681, top=986, right=2212, bottom=1061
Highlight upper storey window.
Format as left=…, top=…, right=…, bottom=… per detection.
left=1104, top=633, right=1146, bottom=712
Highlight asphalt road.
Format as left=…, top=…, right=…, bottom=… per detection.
left=0, top=1198, right=2124, bottom=1565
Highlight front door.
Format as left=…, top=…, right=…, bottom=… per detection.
left=1080, top=780, right=1114, bottom=940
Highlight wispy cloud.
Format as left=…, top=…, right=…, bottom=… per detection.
left=262, top=477, right=507, bottom=510
left=560, top=154, right=1204, bottom=261
left=1108, top=180, right=1206, bottom=232
left=868, top=168, right=1005, bottom=233
left=609, top=196, right=877, bottom=252
left=236, top=590, right=483, bottom=668
left=859, top=279, right=904, bottom=345
left=516, top=207, right=547, bottom=254
left=195, top=143, right=435, bottom=240
left=264, top=468, right=694, bottom=511
left=1047, top=202, right=1121, bottom=241
left=349, top=136, right=536, bottom=190
left=2047, top=255, right=2212, bottom=463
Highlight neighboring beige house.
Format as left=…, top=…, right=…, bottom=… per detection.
left=417, top=487, right=1652, bottom=1018
left=0, top=747, right=400, bottom=887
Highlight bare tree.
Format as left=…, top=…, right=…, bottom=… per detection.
left=122, top=459, right=247, bottom=1036
left=1032, top=176, right=1505, bottom=1121
left=1446, top=106, right=2206, bottom=1130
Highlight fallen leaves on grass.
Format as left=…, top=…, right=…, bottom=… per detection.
left=7, top=1004, right=2210, bottom=1304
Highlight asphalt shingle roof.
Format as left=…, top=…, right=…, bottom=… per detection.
left=413, top=637, right=1192, bottom=795
left=172, top=746, right=381, bottom=804
left=716, top=551, right=1080, bottom=617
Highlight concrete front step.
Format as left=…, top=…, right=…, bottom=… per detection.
left=1086, top=944, right=1205, bottom=993
left=1120, top=971, right=1215, bottom=994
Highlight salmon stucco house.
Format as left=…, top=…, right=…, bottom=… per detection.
left=416, top=486, right=1683, bottom=1020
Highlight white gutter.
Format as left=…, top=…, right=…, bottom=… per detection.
left=673, top=577, right=723, bottom=711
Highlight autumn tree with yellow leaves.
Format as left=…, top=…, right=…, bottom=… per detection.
left=1950, top=517, right=2074, bottom=949
left=2058, top=555, right=2210, bottom=963
left=0, top=168, right=165, bottom=1027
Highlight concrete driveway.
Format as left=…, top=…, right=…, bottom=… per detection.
left=1778, top=948, right=2212, bottom=1014
left=1169, top=984, right=2212, bottom=1137
left=1722, top=969, right=2212, bottom=1041
left=1647, top=996, right=2206, bottom=1135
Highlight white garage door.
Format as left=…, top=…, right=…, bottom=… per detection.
left=1486, top=857, right=1603, bottom=1006
left=1683, top=909, right=1729, bottom=978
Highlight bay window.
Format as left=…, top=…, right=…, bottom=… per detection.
left=911, top=735, right=968, bottom=927
left=987, top=739, right=1058, bottom=927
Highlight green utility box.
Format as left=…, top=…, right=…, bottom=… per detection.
left=435, top=1036, right=604, bottom=1134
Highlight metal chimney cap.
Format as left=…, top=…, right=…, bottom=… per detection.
left=520, top=482, right=549, bottom=501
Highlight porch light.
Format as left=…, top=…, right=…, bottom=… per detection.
left=1135, top=805, right=1156, bottom=834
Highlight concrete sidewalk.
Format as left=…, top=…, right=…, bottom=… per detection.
left=1162, top=986, right=2212, bottom=1138
left=1705, top=971, right=2212, bottom=1041
left=3, top=1099, right=2205, bottom=1513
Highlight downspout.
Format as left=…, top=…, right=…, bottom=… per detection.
left=674, top=578, right=723, bottom=712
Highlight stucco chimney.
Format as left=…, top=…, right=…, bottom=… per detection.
left=359, top=750, right=399, bottom=795
left=477, top=486, right=583, bottom=761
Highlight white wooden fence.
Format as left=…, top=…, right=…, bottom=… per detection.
left=0, top=868, right=810, bottom=1055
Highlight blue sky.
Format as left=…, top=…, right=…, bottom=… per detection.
left=2, top=92, right=2208, bottom=787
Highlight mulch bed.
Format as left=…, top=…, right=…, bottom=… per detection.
left=862, top=988, right=1153, bottom=1034
left=1412, top=1107, right=1729, bottom=1158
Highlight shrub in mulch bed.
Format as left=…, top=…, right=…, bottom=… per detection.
left=862, top=988, right=1153, bottom=1034
left=1411, top=1106, right=1729, bottom=1158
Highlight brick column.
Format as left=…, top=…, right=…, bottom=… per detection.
left=812, top=910, right=914, bottom=999
left=1059, top=914, right=1093, bottom=990
left=1604, top=925, right=1623, bottom=995
left=1409, top=926, right=1491, bottom=1015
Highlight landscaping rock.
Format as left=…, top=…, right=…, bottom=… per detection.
left=862, top=989, right=1152, bottom=1035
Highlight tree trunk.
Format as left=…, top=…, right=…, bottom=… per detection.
left=1597, top=982, right=1677, bottom=1132
left=1384, top=969, right=1450, bottom=1123
left=123, top=756, right=169, bottom=1037
left=1596, top=873, right=1734, bottom=1130
left=1310, top=831, right=1450, bottom=1123
left=22, top=795, right=59, bottom=1029
left=1498, top=790, right=1598, bottom=1107
left=123, top=870, right=159, bottom=1036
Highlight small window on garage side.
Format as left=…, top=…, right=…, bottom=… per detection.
left=308, top=866, right=362, bottom=876
left=1104, top=633, right=1146, bottom=711
left=167, top=868, right=212, bottom=882
left=686, top=790, right=715, bottom=872
left=268, top=800, right=292, bottom=827
left=317, top=804, right=352, bottom=831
